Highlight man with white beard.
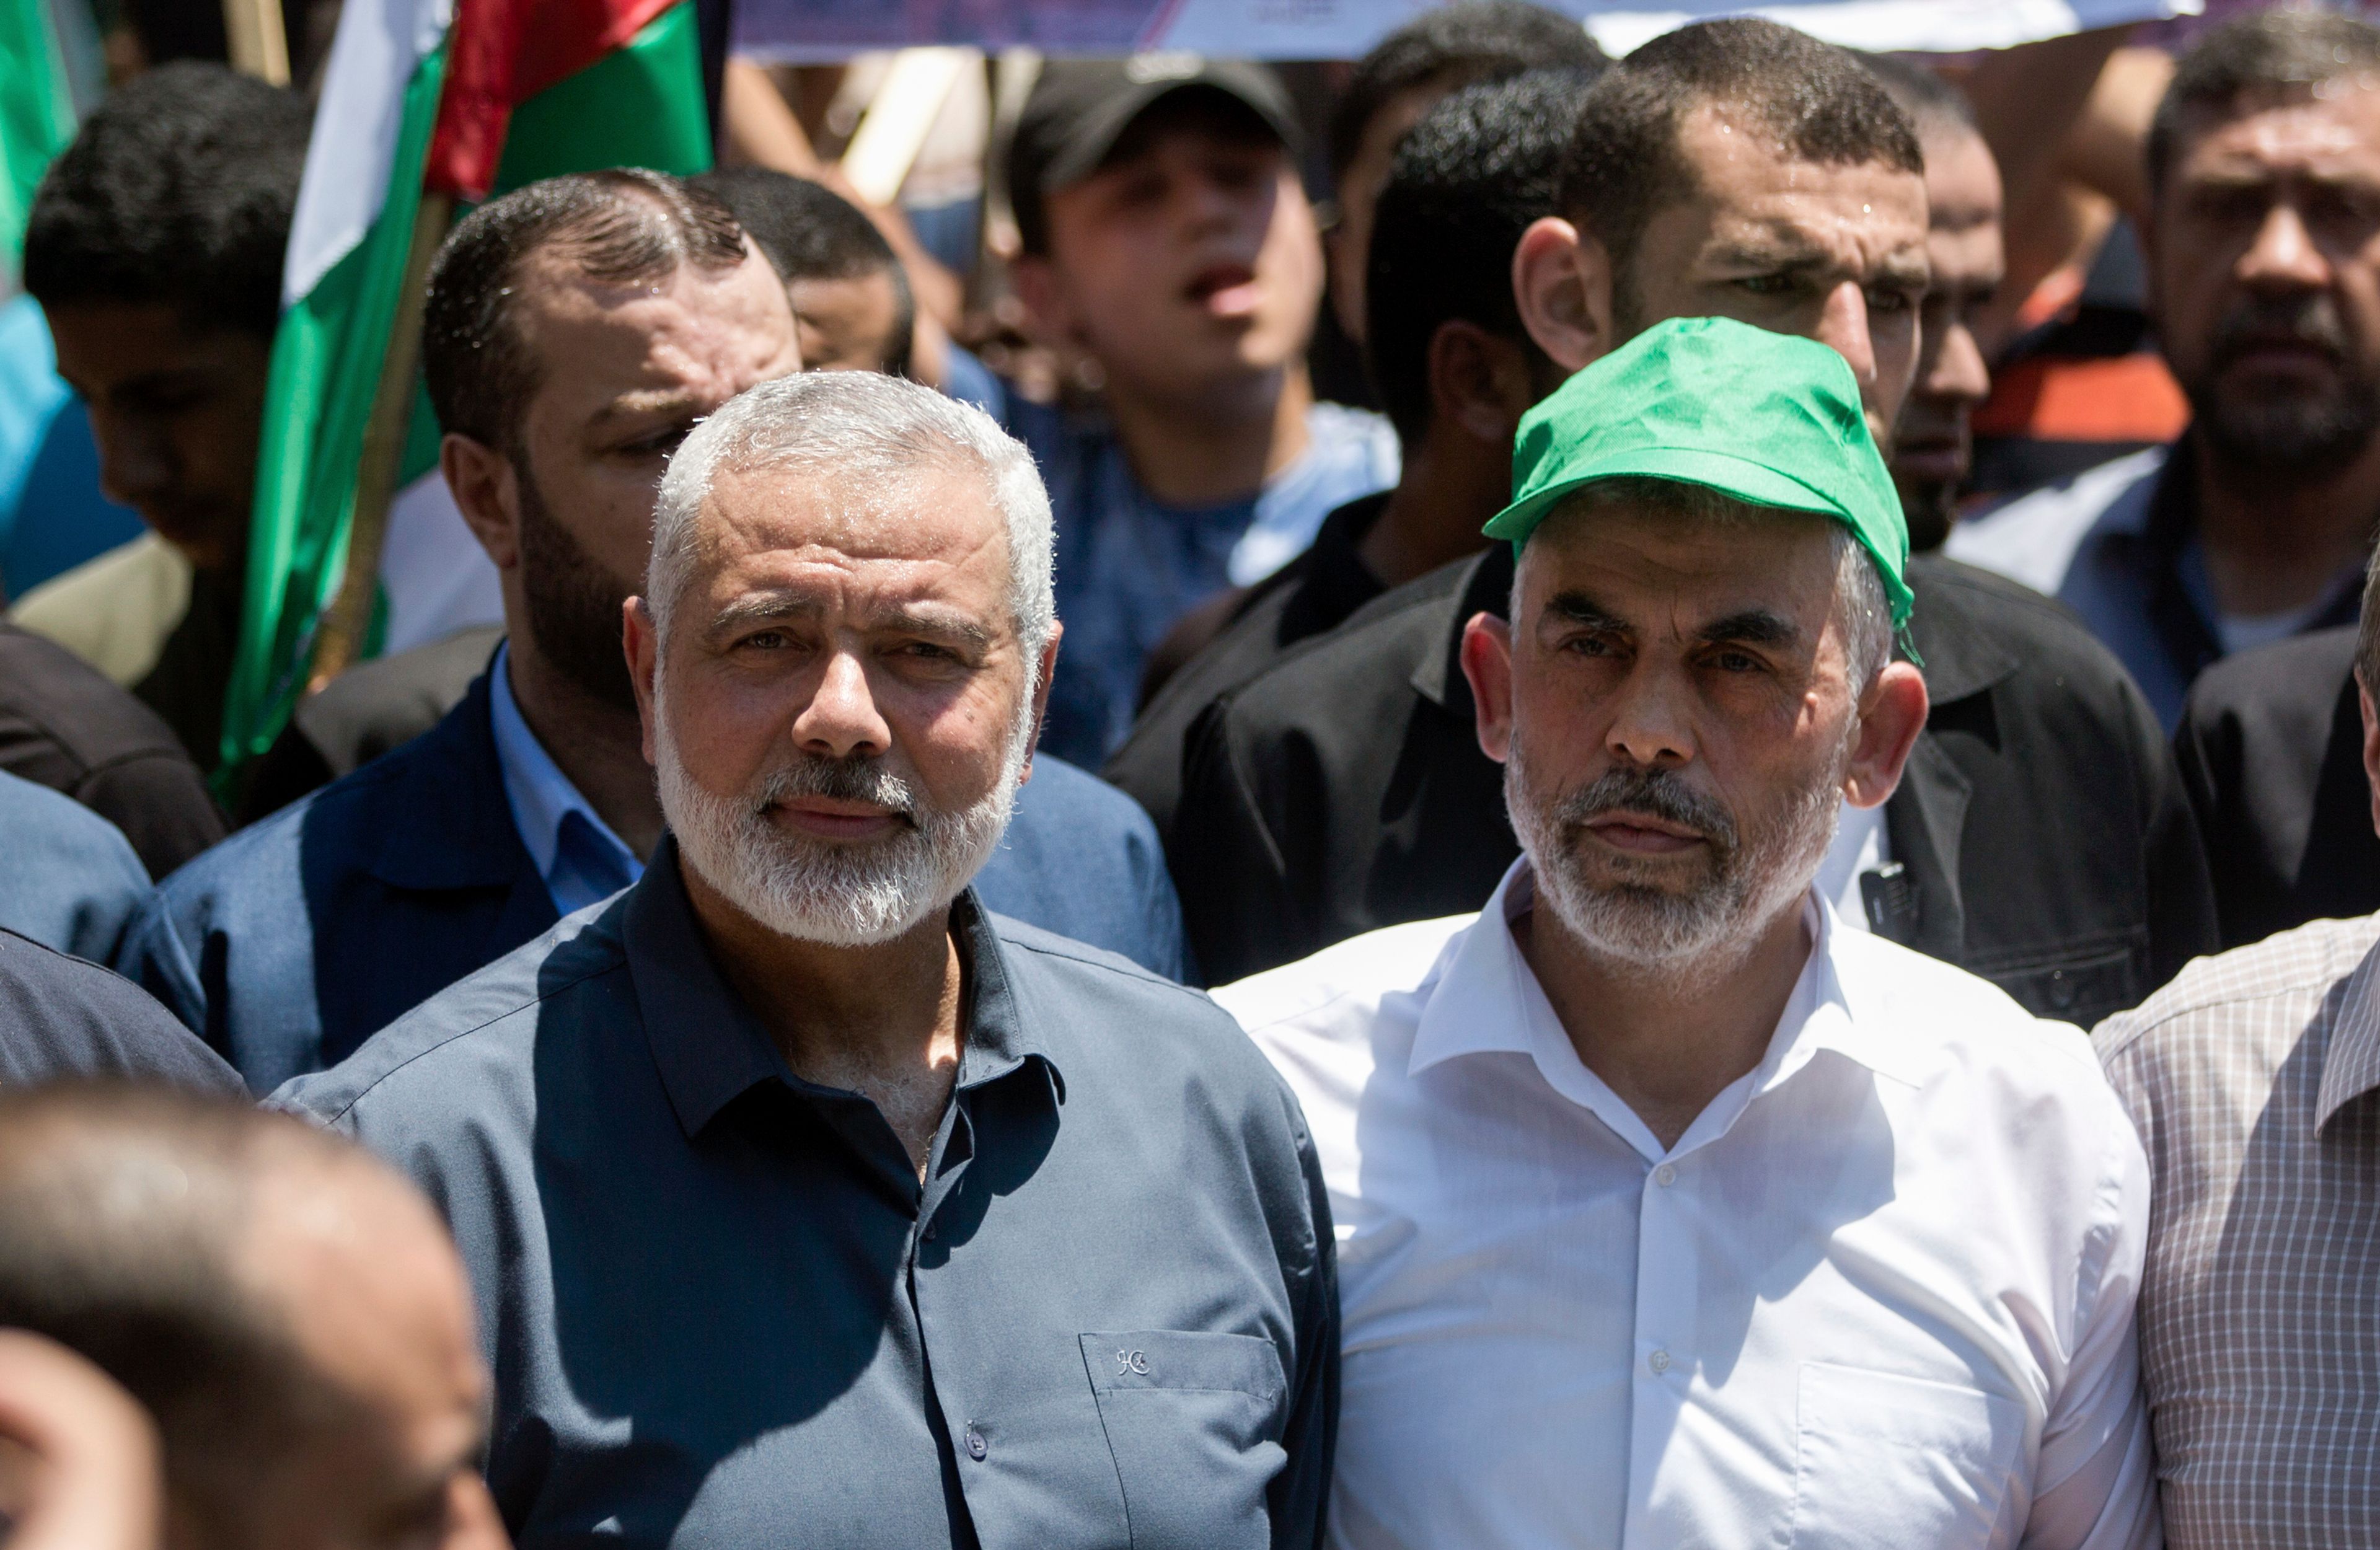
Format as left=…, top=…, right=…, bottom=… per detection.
left=275, top=371, right=1338, bottom=1550
left=1214, top=319, right=2158, bottom=1549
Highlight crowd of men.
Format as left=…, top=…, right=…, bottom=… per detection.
left=1, top=4, right=2378, bottom=1548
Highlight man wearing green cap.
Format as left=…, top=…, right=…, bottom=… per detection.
left=1215, top=316, right=2155, bottom=1549
left=1167, top=19, right=2215, bottom=1005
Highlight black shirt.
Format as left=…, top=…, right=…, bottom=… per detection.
left=133, top=562, right=241, bottom=779
left=1106, top=493, right=1390, bottom=849
left=0, top=927, right=241, bottom=1091
left=2174, top=625, right=2380, bottom=948
left=1173, top=548, right=2217, bottom=1024
left=276, top=843, right=1336, bottom=1549
left=0, top=622, right=225, bottom=878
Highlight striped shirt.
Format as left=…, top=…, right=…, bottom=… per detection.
left=2097, top=915, right=2380, bottom=1549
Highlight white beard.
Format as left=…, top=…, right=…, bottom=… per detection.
left=654, top=679, right=1034, bottom=947
left=1504, top=724, right=1846, bottom=987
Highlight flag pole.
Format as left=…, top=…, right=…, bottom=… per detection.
left=306, top=188, right=452, bottom=690
left=222, top=0, right=291, bottom=85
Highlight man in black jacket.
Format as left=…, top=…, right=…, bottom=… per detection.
left=2174, top=625, right=2380, bottom=948
left=0, top=622, right=224, bottom=878
left=1170, top=22, right=2218, bottom=1019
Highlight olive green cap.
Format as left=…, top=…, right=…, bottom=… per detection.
left=1484, top=315, right=1913, bottom=628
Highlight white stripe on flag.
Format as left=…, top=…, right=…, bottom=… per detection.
left=283, top=0, right=451, bottom=306
left=379, top=470, right=504, bottom=654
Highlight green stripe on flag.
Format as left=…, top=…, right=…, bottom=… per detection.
left=221, top=1, right=713, bottom=785
left=1, top=0, right=77, bottom=279
left=221, top=40, right=451, bottom=779
left=493, top=0, right=710, bottom=192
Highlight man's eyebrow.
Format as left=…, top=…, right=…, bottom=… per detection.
left=1874, top=249, right=1932, bottom=288
left=590, top=389, right=705, bottom=428
left=1708, top=238, right=1827, bottom=271
left=1543, top=593, right=1629, bottom=631
left=708, top=592, right=813, bottom=633
left=881, top=607, right=994, bottom=650
left=705, top=591, right=994, bottom=649
left=1698, top=609, right=1802, bottom=647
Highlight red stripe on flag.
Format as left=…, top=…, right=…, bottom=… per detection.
left=425, top=0, right=681, bottom=200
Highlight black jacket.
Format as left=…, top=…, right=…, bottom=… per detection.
left=1107, top=493, right=1390, bottom=845
left=1173, top=548, right=2218, bottom=1024
left=2174, top=625, right=2380, bottom=948
left=0, top=622, right=226, bottom=878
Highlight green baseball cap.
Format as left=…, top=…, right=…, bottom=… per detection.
left=1483, top=315, right=1913, bottom=628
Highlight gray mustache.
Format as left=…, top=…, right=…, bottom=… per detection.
left=754, top=755, right=917, bottom=823
left=1556, top=769, right=1739, bottom=852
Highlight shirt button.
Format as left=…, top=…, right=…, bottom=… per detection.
left=963, top=1424, right=987, bottom=1461
left=922, top=1218, right=938, bottom=1241
left=1649, top=1349, right=1672, bottom=1375
left=1653, top=1164, right=1677, bottom=1187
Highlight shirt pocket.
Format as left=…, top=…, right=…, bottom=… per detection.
left=1787, top=1362, right=2026, bottom=1550
left=1077, top=1330, right=1289, bottom=1550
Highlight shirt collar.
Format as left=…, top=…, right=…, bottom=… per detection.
left=488, top=642, right=640, bottom=897
left=624, top=837, right=1060, bottom=1140
left=1411, top=544, right=1517, bottom=712
left=1409, top=858, right=1929, bottom=1129
left=2319, top=933, right=2380, bottom=1130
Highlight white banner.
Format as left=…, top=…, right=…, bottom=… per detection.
left=734, top=0, right=2200, bottom=62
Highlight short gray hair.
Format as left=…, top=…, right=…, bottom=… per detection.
left=1520, top=478, right=1894, bottom=692
left=648, top=371, right=1057, bottom=659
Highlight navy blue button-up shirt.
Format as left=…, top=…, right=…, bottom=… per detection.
left=275, top=842, right=1334, bottom=1549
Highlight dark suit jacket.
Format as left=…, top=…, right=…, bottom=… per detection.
left=2174, top=625, right=2380, bottom=948
left=115, top=672, right=555, bottom=1091
left=1173, top=548, right=2217, bottom=1024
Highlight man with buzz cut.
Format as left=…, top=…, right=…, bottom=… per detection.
left=1217, top=318, right=2156, bottom=1549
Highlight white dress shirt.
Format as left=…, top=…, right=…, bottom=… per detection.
left=1214, top=860, right=2157, bottom=1550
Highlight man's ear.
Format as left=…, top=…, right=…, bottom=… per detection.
left=1842, top=661, right=1929, bottom=809
left=440, top=432, right=523, bottom=571
left=1020, top=622, right=1063, bottom=788
left=1512, top=216, right=1618, bottom=375
left=625, top=597, right=661, bottom=767
left=1429, top=320, right=1536, bottom=445
left=1008, top=255, right=1075, bottom=348
left=1460, top=610, right=1518, bottom=764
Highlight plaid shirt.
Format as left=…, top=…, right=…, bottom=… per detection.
left=2097, top=915, right=2380, bottom=1549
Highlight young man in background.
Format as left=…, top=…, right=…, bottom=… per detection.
left=1000, top=56, right=1399, bottom=762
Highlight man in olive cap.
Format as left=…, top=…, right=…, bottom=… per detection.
left=1216, top=318, right=2157, bottom=1549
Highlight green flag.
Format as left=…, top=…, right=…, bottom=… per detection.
left=222, top=0, right=710, bottom=785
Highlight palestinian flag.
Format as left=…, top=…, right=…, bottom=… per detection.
left=0, top=0, right=76, bottom=281
left=222, top=0, right=712, bottom=778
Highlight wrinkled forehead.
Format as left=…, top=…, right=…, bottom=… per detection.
left=1519, top=495, right=1844, bottom=631
left=2173, top=79, right=2380, bottom=181
left=1675, top=103, right=1928, bottom=254
left=687, top=457, right=1012, bottom=604
left=511, top=252, right=795, bottom=402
